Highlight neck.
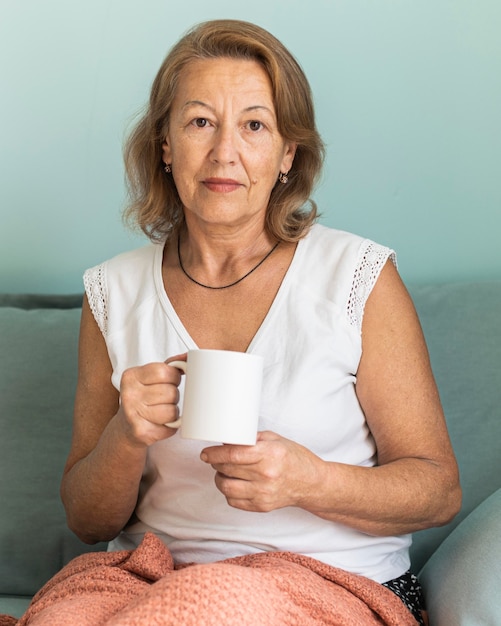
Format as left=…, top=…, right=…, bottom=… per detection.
left=177, top=228, right=279, bottom=290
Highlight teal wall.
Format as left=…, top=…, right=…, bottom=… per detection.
left=1, top=0, right=500, bottom=293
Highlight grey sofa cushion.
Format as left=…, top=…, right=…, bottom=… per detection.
left=419, top=488, right=501, bottom=625
left=0, top=300, right=105, bottom=599
left=408, top=282, right=501, bottom=571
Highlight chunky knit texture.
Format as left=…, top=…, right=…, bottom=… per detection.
left=1, top=533, right=418, bottom=625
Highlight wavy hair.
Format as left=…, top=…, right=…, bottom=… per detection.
left=123, top=19, right=325, bottom=243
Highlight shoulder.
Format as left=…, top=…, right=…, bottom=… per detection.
left=299, top=224, right=396, bottom=330
left=305, top=222, right=365, bottom=247
left=88, top=243, right=160, bottom=277
left=303, top=223, right=395, bottom=269
left=83, top=241, right=163, bottom=336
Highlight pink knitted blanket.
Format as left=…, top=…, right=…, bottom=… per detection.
left=1, top=532, right=418, bottom=625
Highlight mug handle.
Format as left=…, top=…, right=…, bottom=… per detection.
left=165, top=360, right=187, bottom=429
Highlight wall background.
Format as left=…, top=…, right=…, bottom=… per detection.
left=1, top=0, right=500, bottom=293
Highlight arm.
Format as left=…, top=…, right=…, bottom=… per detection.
left=307, top=259, right=462, bottom=533
left=202, top=261, right=462, bottom=536
left=60, top=295, right=182, bottom=544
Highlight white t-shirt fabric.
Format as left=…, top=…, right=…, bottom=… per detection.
left=83, top=223, right=411, bottom=583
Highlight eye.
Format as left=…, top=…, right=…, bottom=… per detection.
left=248, top=120, right=263, bottom=132
left=192, top=118, right=209, bottom=128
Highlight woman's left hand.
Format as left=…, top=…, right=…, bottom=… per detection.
left=200, top=431, right=323, bottom=512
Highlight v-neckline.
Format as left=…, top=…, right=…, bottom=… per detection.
left=153, top=232, right=308, bottom=354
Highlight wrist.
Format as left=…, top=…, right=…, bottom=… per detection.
left=295, top=454, right=334, bottom=512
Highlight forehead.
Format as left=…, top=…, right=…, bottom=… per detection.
left=173, top=57, right=274, bottom=107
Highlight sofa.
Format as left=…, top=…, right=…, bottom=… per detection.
left=1, top=283, right=500, bottom=625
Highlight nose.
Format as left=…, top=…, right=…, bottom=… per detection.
left=210, top=124, right=239, bottom=165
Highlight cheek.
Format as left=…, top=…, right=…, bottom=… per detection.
left=170, top=145, right=203, bottom=186
left=170, top=170, right=195, bottom=208
left=252, top=157, right=281, bottom=186
left=168, top=132, right=202, bottom=161
left=172, top=172, right=194, bottom=198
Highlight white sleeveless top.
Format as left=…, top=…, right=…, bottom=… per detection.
left=84, top=223, right=411, bottom=583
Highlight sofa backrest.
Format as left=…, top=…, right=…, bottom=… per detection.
left=1, top=283, right=500, bottom=593
left=408, top=281, right=501, bottom=571
left=0, top=295, right=107, bottom=598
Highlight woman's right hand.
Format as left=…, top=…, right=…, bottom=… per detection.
left=118, top=356, right=185, bottom=447
left=61, top=296, right=185, bottom=544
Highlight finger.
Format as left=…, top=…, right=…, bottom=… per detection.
left=211, top=462, right=259, bottom=481
left=215, top=475, right=275, bottom=513
left=201, top=443, right=261, bottom=466
left=165, top=352, right=187, bottom=363
left=123, top=394, right=180, bottom=427
left=122, top=362, right=182, bottom=387
left=120, top=366, right=181, bottom=429
left=117, top=402, right=179, bottom=446
left=214, top=472, right=250, bottom=498
left=226, top=497, right=273, bottom=513
left=121, top=378, right=179, bottom=409
left=165, top=353, right=187, bottom=371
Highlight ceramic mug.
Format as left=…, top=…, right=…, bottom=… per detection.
left=167, top=349, right=264, bottom=445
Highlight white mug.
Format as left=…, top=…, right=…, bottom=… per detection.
left=167, top=349, right=264, bottom=445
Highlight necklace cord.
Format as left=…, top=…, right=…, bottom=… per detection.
left=177, top=235, right=280, bottom=290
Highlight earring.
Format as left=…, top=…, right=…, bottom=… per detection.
left=278, top=171, right=288, bottom=184
left=164, top=164, right=172, bottom=174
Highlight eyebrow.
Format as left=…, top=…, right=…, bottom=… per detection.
left=182, top=100, right=274, bottom=116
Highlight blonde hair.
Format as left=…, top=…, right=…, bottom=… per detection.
left=123, top=19, right=325, bottom=242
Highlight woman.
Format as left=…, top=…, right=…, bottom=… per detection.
left=24, top=19, right=460, bottom=626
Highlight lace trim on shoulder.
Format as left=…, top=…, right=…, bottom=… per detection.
left=83, top=263, right=108, bottom=336
left=347, top=242, right=396, bottom=332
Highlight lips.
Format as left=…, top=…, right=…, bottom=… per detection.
left=203, top=178, right=243, bottom=193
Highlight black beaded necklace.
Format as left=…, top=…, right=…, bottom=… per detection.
left=177, top=235, right=280, bottom=290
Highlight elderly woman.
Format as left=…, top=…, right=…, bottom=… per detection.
left=16, top=19, right=460, bottom=626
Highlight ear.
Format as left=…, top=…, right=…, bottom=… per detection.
left=281, top=141, right=297, bottom=173
left=162, top=139, right=172, bottom=166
